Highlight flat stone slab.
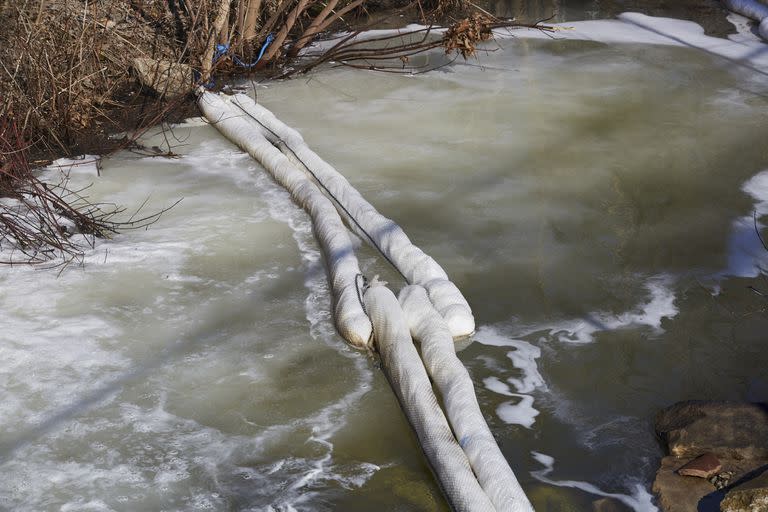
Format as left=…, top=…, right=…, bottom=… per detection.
left=678, top=453, right=722, bottom=479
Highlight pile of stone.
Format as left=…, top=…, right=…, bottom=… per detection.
left=653, top=401, right=768, bottom=512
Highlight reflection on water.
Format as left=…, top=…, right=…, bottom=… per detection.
left=2, top=11, right=768, bottom=512
left=479, top=0, right=734, bottom=37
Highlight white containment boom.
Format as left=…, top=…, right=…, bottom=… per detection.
left=399, top=285, right=533, bottom=511
left=228, top=93, right=476, bottom=339
left=198, top=90, right=534, bottom=511
left=197, top=92, right=373, bottom=349
left=363, top=281, right=497, bottom=511
left=723, top=0, right=768, bottom=40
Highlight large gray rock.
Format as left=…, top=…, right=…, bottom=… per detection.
left=655, top=401, right=768, bottom=459
left=131, top=57, right=193, bottom=98
left=721, top=470, right=768, bottom=512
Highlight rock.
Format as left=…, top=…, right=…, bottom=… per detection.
left=655, top=401, right=768, bottom=459
left=131, top=58, right=193, bottom=98
left=654, top=455, right=717, bottom=512
left=710, top=471, right=735, bottom=490
left=654, top=456, right=768, bottom=511
left=678, top=453, right=722, bottom=479
left=721, top=470, right=768, bottom=512
left=653, top=401, right=768, bottom=511
left=721, top=491, right=768, bottom=512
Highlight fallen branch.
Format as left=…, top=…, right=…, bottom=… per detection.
left=281, top=14, right=556, bottom=77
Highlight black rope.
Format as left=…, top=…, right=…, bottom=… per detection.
left=355, top=273, right=375, bottom=347
left=230, top=99, right=409, bottom=282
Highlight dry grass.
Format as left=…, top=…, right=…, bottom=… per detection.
left=0, top=0, right=196, bottom=265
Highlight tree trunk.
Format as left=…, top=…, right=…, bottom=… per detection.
left=287, top=0, right=340, bottom=58
left=201, top=0, right=231, bottom=78
left=257, top=0, right=309, bottom=66
left=242, top=0, right=263, bottom=41
left=314, top=0, right=365, bottom=34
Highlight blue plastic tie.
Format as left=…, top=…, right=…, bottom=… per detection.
left=232, top=33, right=275, bottom=69
left=201, top=33, right=275, bottom=89
left=214, top=43, right=230, bottom=63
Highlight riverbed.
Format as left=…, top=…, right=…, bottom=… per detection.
left=2, top=8, right=768, bottom=512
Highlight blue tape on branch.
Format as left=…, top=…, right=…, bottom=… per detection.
left=231, top=33, right=275, bottom=69
left=201, top=33, right=276, bottom=89
left=213, top=43, right=230, bottom=63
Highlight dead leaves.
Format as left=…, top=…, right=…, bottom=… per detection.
left=442, top=14, right=493, bottom=59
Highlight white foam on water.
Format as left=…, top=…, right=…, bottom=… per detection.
left=483, top=377, right=540, bottom=429
left=531, top=451, right=658, bottom=512
left=498, top=398, right=538, bottom=430
left=169, top=117, right=209, bottom=128
left=0, top=308, right=128, bottom=432
left=252, top=171, right=377, bottom=509
left=475, top=331, right=546, bottom=391
left=723, top=216, right=768, bottom=278
left=60, top=500, right=115, bottom=512
left=41, top=154, right=102, bottom=178
left=720, top=169, right=768, bottom=280
left=475, top=327, right=545, bottom=428
left=323, top=461, right=382, bottom=490
left=0, top=142, right=273, bottom=507
left=744, top=169, right=768, bottom=210
left=2, top=144, right=248, bottom=266
left=499, top=13, right=768, bottom=69
left=145, top=137, right=266, bottom=194
left=0, top=133, right=380, bottom=510
left=474, top=277, right=676, bottom=435
left=727, top=12, right=760, bottom=41
left=535, top=276, right=678, bottom=344
left=0, top=155, right=106, bottom=262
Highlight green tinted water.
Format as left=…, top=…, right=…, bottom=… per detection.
left=2, top=21, right=768, bottom=512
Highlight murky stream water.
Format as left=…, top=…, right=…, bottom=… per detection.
left=3, top=10, right=768, bottom=512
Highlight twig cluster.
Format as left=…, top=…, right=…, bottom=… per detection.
left=284, top=8, right=556, bottom=76
left=0, top=118, right=175, bottom=267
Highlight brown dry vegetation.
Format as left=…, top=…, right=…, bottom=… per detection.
left=0, top=0, right=200, bottom=265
